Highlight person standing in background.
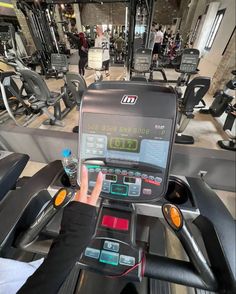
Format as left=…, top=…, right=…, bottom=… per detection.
left=114, top=33, right=125, bottom=62
left=66, top=32, right=89, bottom=76
left=95, top=25, right=110, bottom=77
left=148, top=23, right=156, bottom=51
left=153, top=26, right=163, bottom=67
left=78, top=32, right=89, bottom=76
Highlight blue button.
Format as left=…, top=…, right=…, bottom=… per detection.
left=85, top=247, right=100, bottom=259
left=129, top=191, right=140, bottom=197
left=99, top=250, right=119, bottom=266
left=102, top=186, right=110, bottom=193
left=104, top=241, right=120, bottom=252
left=129, top=184, right=140, bottom=191
left=103, top=181, right=110, bottom=187
left=155, top=177, right=162, bottom=183
left=119, top=255, right=135, bottom=266
left=134, top=172, right=141, bottom=177
left=115, top=169, right=121, bottom=175
left=87, top=136, right=95, bottom=142
left=89, top=181, right=96, bottom=188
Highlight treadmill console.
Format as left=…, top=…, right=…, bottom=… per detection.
left=179, top=48, right=200, bottom=73
left=78, top=82, right=177, bottom=202
left=78, top=82, right=177, bottom=280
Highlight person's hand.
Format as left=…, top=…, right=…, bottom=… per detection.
left=74, top=165, right=103, bottom=206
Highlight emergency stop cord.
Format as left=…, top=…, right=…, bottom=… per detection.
left=105, top=251, right=146, bottom=279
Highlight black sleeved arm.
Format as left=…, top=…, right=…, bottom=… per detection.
left=66, top=32, right=82, bottom=49
left=18, top=202, right=97, bottom=294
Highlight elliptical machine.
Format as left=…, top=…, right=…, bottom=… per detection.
left=0, top=23, right=78, bottom=127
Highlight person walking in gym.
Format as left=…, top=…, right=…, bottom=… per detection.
left=95, top=25, right=110, bottom=77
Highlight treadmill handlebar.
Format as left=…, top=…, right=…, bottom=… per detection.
left=144, top=254, right=218, bottom=291
left=16, top=189, right=74, bottom=250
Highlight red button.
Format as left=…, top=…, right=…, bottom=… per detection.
left=101, top=215, right=129, bottom=231
left=102, top=215, right=115, bottom=228
left=116, top=218, right=129, bottom=230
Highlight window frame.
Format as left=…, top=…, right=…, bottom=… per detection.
left=205, top=9, right=226, bottom=51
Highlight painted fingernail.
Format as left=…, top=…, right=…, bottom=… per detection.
left=82, top=165, right=87, bottom=172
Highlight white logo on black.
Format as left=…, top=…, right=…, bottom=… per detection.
left=121, top=95, right=138, bottom=105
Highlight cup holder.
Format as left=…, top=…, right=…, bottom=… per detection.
left=165, top=177, right=192, bottom=205
left=60, top=173, right=71, bottom=188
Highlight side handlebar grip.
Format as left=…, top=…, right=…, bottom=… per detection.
left=144, top=254, right=218, bottom=291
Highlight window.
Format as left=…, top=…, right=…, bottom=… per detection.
left=191, top=15, right=202, bottom=44
left=205, top=9, right=225, bottom=50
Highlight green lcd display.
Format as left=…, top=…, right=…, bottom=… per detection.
left=108, top=137, right=139, bottom=152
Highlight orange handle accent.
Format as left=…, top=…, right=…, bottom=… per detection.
left=54, top=189, right=67, bottom=207
left=170, top=207, right=182, bottom=228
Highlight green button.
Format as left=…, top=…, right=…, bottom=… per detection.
left=86, top=165, right=100, bottom=169
left=111, top=184, right=128, bottom=196
left=99, top=250, right=119, bottom=266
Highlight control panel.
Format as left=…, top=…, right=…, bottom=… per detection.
left=79, top=204, right=143, bottom=280
left=80, top=113, right=174, bottom=202
left=0, top=23, right=14, bottom=42
left=179, top=49, right=200, bottom=73
left=133, top=48, right=152, bottom=72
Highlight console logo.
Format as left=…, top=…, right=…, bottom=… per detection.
left=121, top=95, right=138, bottom=105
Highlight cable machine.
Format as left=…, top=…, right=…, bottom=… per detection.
left=16, top=0, right=155, bottom=79
left=16, top=0, right=69, bottom=76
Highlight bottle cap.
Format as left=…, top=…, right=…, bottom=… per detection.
left=62, top=148, right=71, bottom=158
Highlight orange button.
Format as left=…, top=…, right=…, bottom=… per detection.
left=54, top=189, right=67, bottom=207
left=170, top=207, right=182, bottom=228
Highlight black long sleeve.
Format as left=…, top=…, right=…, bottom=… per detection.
left=18, top=202, right=96, bottom=294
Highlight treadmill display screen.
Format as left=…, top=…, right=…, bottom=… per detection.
left=81, top=113, right=172, bottom=169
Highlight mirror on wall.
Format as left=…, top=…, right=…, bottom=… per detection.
left=0, top=0, right=235, bottom=151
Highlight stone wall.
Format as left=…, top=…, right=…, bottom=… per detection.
left=209, top=29, right=236, bottom=94
left=153, top=0, right=180, bottom=25
left=11, top=0, right=36, bottom=53
left=80, top=3, right=126, bottom=26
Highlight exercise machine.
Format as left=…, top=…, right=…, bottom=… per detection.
left=217, top=102, right=236, bottom=151
left=0, top=82, right=235, bottom=294
left=16, top=0, right=70, bottom=77
left=200, top=70, right=236, bottom=117
left=200, top=70, right=236, bottom=151
left=0, top=23, right=78, bottom=127
left=175, top=77, right=211, bottom=144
